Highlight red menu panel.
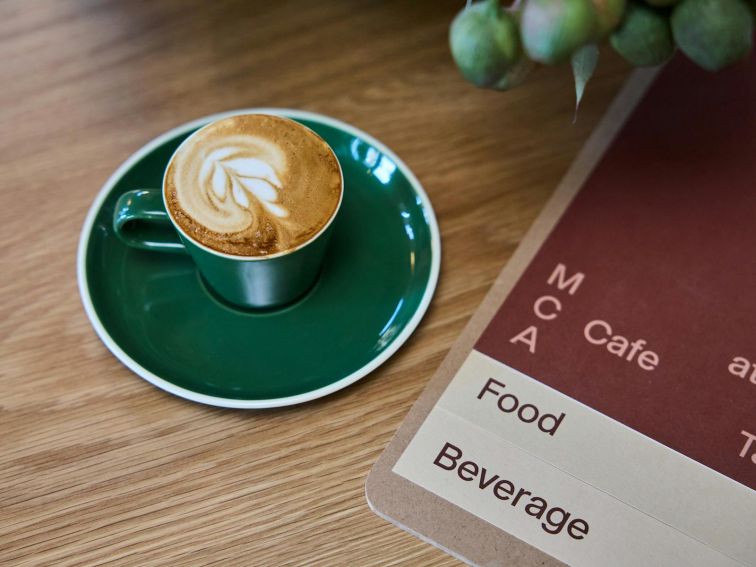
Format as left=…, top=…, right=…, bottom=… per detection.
left=476, top=55, right=756, bottom=489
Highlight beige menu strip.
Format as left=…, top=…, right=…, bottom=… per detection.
left=393, top=408, right=742, bottom=567
left=433, top=351, right=755, bottom=564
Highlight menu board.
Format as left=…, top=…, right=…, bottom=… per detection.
left=367, top=55, right=756, bottom=567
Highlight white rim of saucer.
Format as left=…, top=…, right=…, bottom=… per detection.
left=76, top=108, right=442, bottom=409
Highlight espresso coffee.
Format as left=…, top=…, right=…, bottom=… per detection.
left=165, top=114, right=342, bottom=257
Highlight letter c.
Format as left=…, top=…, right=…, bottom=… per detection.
left=584, top=320, right=611, bottom=345
left=534, top=296, right=561, bottom=321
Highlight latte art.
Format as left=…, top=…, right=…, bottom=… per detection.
left=203, top=149, right=288, bottom=219
left=165, top=114, right=342, bottom=257
left=185, top=137, right=292, bottom=239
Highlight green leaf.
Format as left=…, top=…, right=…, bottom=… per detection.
left=571, top=43, right=599, bottom=121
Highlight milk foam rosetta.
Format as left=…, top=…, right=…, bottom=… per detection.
left=165, top=114, right=342, bottom=257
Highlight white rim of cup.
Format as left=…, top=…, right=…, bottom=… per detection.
left=76, top=108, right=442, bottom=409
left=162, top=114, right=345, bottom=260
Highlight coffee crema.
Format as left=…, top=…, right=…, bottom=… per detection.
left=165, top=114, right=342, bottom=257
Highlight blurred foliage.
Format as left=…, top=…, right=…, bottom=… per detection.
left=450, top=0, right=754, bottom=109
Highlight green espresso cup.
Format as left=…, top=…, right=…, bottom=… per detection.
left=113, top=114, right=344, bottom=310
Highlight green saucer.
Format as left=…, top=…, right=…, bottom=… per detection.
left=77, top=109, right=440, bottom=408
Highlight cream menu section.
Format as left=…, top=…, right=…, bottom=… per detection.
left=393, top=351, right=754, bottom=566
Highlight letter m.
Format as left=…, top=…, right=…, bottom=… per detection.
left=547, top=264, right=585, bottom=296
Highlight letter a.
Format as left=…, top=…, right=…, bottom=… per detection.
left=510, top=326, right=538, bottom=354
left=728, top=357, right=750, bottom=378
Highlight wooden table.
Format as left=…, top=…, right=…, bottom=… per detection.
left=0, top=1, right=630, bottom=564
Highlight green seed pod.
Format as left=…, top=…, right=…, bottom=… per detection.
left=591, top=0, right=627, bottom=37
left=671, top=0, right=754, bottom=71
left=521, top=0, right=598, bottom=64
left=449, top=0, right=522, bottom=87
left=610, top=1, right=675, bottom=66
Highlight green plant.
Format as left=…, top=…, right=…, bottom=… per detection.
left=672, top=0, right=754, bottom=71
left=450, top=0, right=523, bottom=86
left=449, top=0, right=754, bottom=110
left=610, top=2, right=675, bottom=66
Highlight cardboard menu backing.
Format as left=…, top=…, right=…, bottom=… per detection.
left=366, top=56, right=756, bottom=567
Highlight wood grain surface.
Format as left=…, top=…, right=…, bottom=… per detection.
left=0, top=1, right=629, bottom=565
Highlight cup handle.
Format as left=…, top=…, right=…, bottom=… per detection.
left=113, top=189, right=186, bottom=253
